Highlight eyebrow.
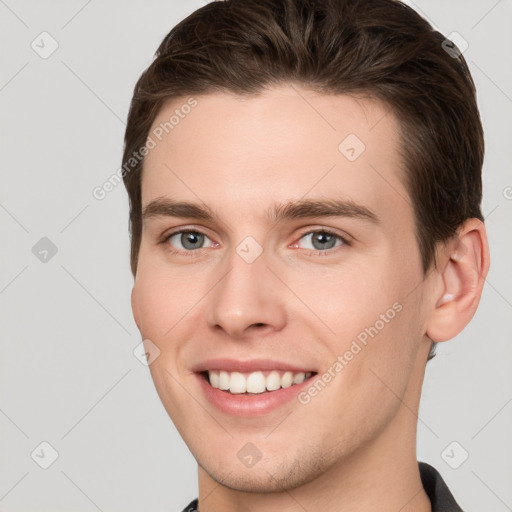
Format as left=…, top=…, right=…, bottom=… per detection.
left=142, top=197, right=379, bottom=225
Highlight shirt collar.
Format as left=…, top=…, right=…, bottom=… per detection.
left=419, top=461, right=465, bottom=511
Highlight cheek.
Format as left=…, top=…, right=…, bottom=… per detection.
left=289, top=262, right=403, bottom=341
left=293, top=263, right=420, bottom=393
left=133, top=259, right=195, bottom=337
left=132, top=265, right=211, bottom=380
left=134, top=281, right=172, bottom=336
left=133, top=273, right=196, bottom=415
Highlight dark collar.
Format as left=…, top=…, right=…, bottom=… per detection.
left=419, top=461, right=464, bottom=511
left=181, top=462, right=464, bottom=511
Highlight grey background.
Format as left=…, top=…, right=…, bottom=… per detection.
left=0, top=1, right=511, bottom=510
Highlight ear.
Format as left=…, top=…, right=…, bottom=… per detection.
left=426, top=218, right=490, bottom=342
left=131, top=286, right=142, bottom=332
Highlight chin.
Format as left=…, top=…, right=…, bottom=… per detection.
left=197, top=447, right=331, bottom=493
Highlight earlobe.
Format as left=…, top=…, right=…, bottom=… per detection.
left=426, top=219, right=490, bottom=342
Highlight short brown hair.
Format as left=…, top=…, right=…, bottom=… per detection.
left=122, top=0, right=484, bottom=278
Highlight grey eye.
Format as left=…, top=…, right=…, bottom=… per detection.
left=299, top=231, right=344, bottom=251
left=168, top=231, right=210, bottom=250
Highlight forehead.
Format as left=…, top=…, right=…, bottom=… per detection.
left=141, top=85, right=409, bottom=223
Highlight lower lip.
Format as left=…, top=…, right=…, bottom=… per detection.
left=196, top=373, right=314, bottom=417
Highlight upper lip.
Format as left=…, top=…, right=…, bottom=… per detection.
left=191, top=358, right=316, bottom=374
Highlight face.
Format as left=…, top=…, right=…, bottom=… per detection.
left=131, top=85, right=435, bottom=493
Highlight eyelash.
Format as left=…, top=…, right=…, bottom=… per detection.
left=159, top=228, right=351, bottom=257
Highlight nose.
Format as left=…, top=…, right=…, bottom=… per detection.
left=206, top=246, right=287, bottom=339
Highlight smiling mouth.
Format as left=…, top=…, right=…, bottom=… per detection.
left=201, top=370, right=317, bottom=395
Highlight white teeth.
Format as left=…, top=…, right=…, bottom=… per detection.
left=207, top=369, right=313, bottom=394
left=229, top=372, right=246, bottom=394
left=246, top=371, right=266, bottom=394
left=218, top=371, right=230, bottom=390
left=209, top=371, right=220, bottom=388
left=293, top=372, right=306, bottom=384
left=266, top=370, right=281, bottom=391
left=281, top=371, right=294, bottom=388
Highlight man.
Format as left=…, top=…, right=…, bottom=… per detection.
left=122, top=0, right=489, bottom=510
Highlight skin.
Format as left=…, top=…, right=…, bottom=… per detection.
left=131, top=84, right=489, bottom=511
